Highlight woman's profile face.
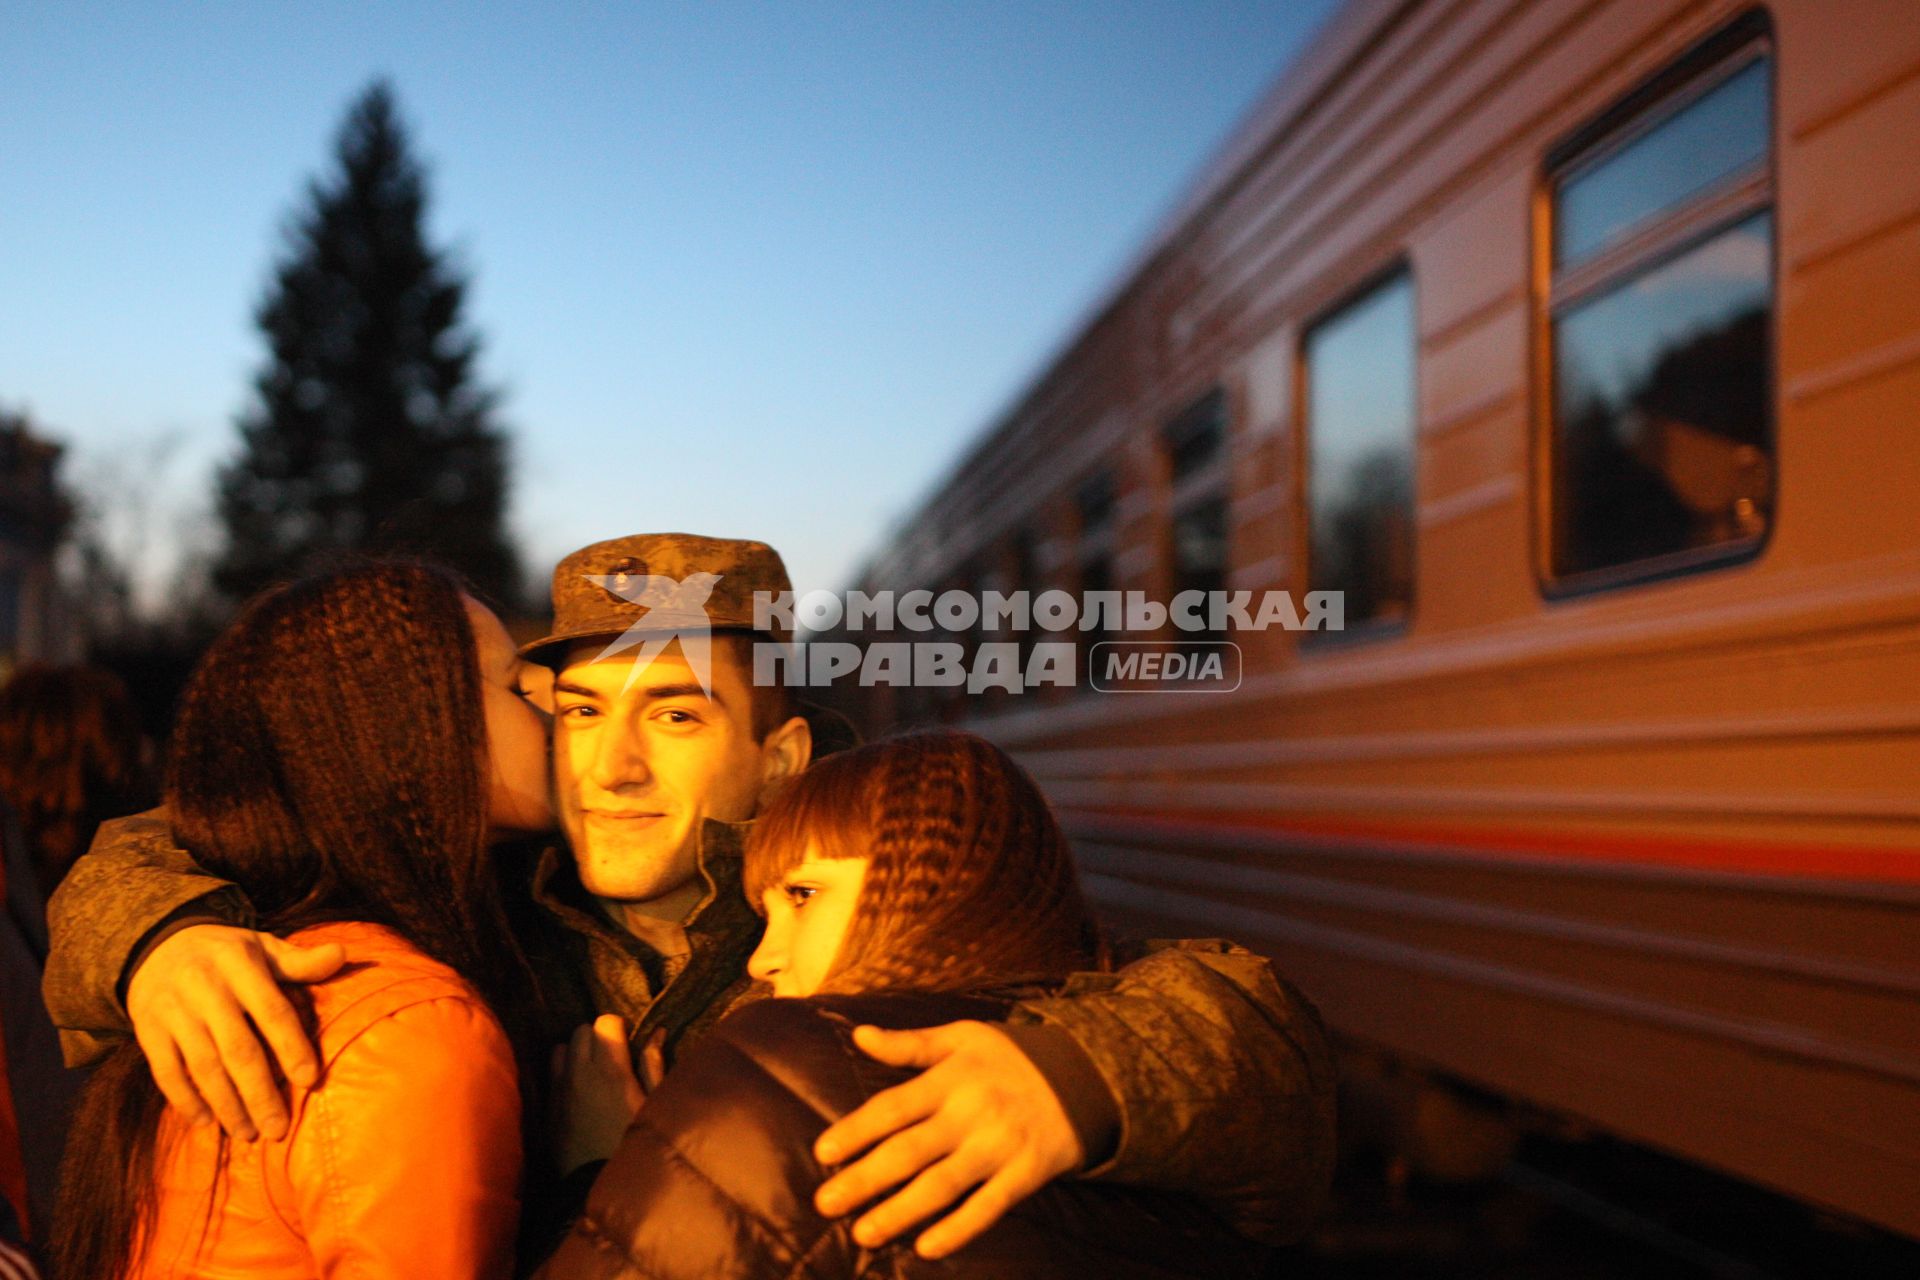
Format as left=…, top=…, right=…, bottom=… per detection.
left=748, top=847, right=869, bottom=997
left=465, top=597, right=555, bottom=835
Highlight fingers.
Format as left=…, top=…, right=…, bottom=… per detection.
left=815, top=1072, right=941, bottom=1166
left=260, top=936, right=347, bottom=984
left=816, top=1108, right=953, bottom=1217
left=848, top=1024, right=957, bottom=1070
left=174, top=1023, right=259, bottom=1141
left=843, top=1133, right=1020, bottom=1251
left=201, top=990, right=292, bottom=1139
left=910, top=1163, right=1037, bottom=1259
left=135, top=1022, right=210, bottom=1127
left=568, top=1021, right=596, bottom=1071
left=228, top=957, right=320, bottom=1091
left=814, top=1018, right=1077, bottom=1255
left=836, top=1142, right=1042, bottom=1256
left=126, top=926, right=317, bottom=1138
left=591, top=1015, right=632, bottom=1072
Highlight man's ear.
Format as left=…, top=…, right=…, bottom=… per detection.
left=759, top=714, right=812, bottom=789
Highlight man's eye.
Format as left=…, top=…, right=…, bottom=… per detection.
left=558, top=704, right=600, bottom=720
left=657, top=708, right=700, bottom=725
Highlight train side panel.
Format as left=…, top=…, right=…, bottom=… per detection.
left=852, top=0, right=1920, bottom=1237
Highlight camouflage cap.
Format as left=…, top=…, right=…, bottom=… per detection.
left=520, top=533, right=793, bottom=663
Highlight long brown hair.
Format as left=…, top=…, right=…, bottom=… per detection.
left=744, top=730, right=1101, bottom=994
left=0, top=663, right=148, bottom=899
left=50, top=560, right=531, bottom=1280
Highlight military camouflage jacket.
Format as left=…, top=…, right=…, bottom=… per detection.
left=43, top=812, right=1336, bottom=1244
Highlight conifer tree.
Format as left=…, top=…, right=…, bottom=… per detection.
left=215, top=81, right=520, bottom=604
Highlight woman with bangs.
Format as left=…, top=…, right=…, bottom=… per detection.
left=542, top=730, right=1268, bottom=1279
left=50, top=561, right=554, bottom=1280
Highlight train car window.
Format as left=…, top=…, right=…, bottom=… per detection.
left=1546, top=26, right=1773, bottom=587
left=1556, top=60, right=1768, bottom=266
left=1077, top=470, right=1116, bottom=532
left=1164, top=387, right=1231, bottom=644
left=1078, top=551, right=1114, bottom=687
left=1303, top=272, right=1416, bottom=631
left=1164, top=388, right=1228, bottom=483
left=1171, top=494, right=1229, bottom=642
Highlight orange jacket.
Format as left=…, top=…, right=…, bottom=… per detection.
left=132, top=921, right=521, bottom=1279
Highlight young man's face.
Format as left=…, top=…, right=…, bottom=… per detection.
left=551, top=637, right=801, bottom=907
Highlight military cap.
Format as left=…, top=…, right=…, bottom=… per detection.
left=520, top=532, right=794, bottom=663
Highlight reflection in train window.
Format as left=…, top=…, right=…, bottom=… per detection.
left=1303, top=272, right=1416, bottom=631
left=1547, top=35, right=1773, bottom=586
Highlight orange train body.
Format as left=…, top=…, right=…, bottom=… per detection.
left=839, top=0, right=1920, bottom=1241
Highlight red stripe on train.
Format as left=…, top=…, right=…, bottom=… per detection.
left=1059, top=807, right=1920, bottom=886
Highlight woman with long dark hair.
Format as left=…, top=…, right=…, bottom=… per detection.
left=50, top=561, right=553, bottom=1280
left=541, top=730, right=1268, bottom=1279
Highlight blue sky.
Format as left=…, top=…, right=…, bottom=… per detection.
left=2, top=1, right=1336, bottom=603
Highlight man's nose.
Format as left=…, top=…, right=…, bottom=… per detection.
left=588, top=715, right=652, bottom=790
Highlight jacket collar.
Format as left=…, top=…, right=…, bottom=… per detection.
left=529, top=818, right=765, bottom=1046
left=530, top=817, right=759, bottom=960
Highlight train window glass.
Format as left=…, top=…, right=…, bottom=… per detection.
left=1077, top=470, right=1115, bottom=532
left=1556, top=59, right=1768, bottom=266
left=1547, top=35, right=1773, bottom=586
left=1552, top=215, right=1772, bottom=578
left=1170, top=495, right=1229, bottom=642
left=1303, top=272, right=1416, bottom=630
left=1164, top=388, right=1227, bottom=483
left=1079, top=552, right=1114, bottom=686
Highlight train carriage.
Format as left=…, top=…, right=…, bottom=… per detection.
left=835, top=0, right=1920, bottom=1241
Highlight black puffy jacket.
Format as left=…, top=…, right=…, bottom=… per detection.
left=537, top=991, right=1271, bottom=1279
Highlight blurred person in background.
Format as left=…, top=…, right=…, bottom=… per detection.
left=0, top=663, right=151, bottom=1262
left=0, top=665, right=151, bottom=902
left=2, top=788, right=60, bottom=1276
left=0, top=665, right=140, bottom=1265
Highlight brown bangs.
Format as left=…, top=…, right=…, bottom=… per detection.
left=742, top=747, right=878, bottom=909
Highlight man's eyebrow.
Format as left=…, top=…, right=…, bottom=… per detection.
left=552, top=679, right=730, bottom=707
left=641, top=682, right=727, bottom=707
